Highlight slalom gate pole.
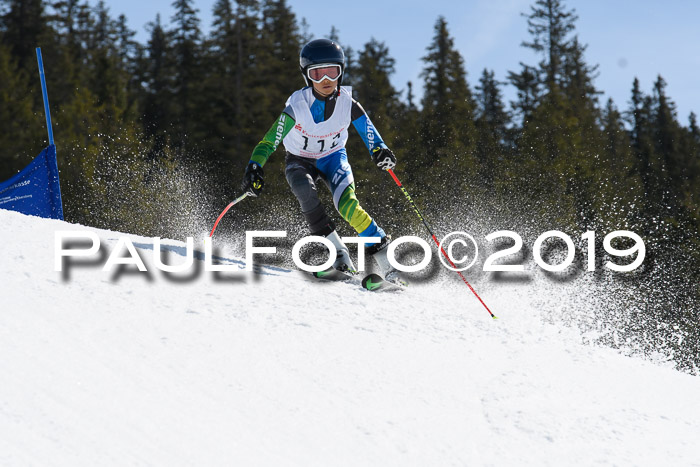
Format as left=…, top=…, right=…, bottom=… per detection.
left=35, top=47, right=54, bottom=146
left=387, top=169, right=497, bottom=319
left=209, top=193, right=249, bottom=237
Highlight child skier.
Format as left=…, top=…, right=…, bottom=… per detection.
left=240, top=38, right=400, bottom=283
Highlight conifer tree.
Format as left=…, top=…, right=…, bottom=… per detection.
left=419, top=16, right=476, bottom=182
left=140, top=14, right=175, bottom=156
left=474, top=69, right=510, bottom=188
left=521, top=0, right=577, bottom=93
left=651, top=75, right=685, bottom=214
left=201, top=0, right=236, bottom=162
left=628, top=77, right=661, bottom=217
left=685, top=112, right=700, bottom=224
left=298, top=17, right=311, bottom=44
left=87, top=2, right=131, bottom=124
left=507, top=64, right=540, bottom=126
left=561, top=37, right=600, bottom=122
left=0, top=0, right=45, bottom=71
left=337, top=38, right=401, bottom=191
left=204, top=0, right=259, bottom=163
left=250, top=0, right=301, bottom=196
left=45, top=0, right=82, bottom=102
left=600, top=98, right=642, bottom=227
left=511, top=0, right=603, bottom=227
left=257, top=0, right=301, bottom=102
left=170, top=0, right=203, bottom=158
left=690, top=112, right=700, bottom=143
left=392, top=81, right=421, bottom=186
left=115, top=13, right=141, bottom=113
left=0, top=41, right=43, bottom=174
left=353, top=38, right=399, bottom=123
left=328, top=26, right=356, bottom=87
left=688, top=112, right=700, bottom=203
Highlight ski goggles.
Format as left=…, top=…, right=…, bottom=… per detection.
left=306, top=64, right=342, bottom=83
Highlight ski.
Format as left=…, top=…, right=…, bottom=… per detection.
left=312, top=267, right=355, bottom=282
left=311, top=268, right=405, bottom=293
left=361, top=273, right=404, bottom=292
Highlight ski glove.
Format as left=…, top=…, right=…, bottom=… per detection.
left=371, top=147, right=396, bottom=171
left=242, top=162, right=264, bottom=197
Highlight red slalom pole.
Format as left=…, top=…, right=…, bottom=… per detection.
left=387, top=169, right=497, bottom=319
left=209, top=193, right=249, bottom=237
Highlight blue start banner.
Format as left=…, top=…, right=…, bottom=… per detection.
left=0, top=144, right=64, bottom=220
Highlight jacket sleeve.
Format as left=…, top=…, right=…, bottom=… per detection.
left=350, top=99, right=388, bottom=156
left=249, top=109, right=296, bottom=167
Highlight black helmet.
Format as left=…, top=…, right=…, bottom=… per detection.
left=299, top=38, right=345, bottom=87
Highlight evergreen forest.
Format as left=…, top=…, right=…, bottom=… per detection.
left=1, top=0, right=698, bottom=369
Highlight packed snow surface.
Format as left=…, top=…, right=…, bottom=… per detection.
left=1, top=209, right=699, bottom=466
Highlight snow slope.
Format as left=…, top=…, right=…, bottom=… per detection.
left=1, top=209, right=699, bottom=466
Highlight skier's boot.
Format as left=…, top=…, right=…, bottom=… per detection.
left=325, top=230, right=356, bottom=274
left=367, top=235, right=407, bottom=286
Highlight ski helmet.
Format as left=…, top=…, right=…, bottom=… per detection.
left=299, top=39, right=345, bottom=87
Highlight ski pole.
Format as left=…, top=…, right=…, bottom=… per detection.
left=386, top=169, right=497, bottom=319
left=209, top=193, right=249, bottom=237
